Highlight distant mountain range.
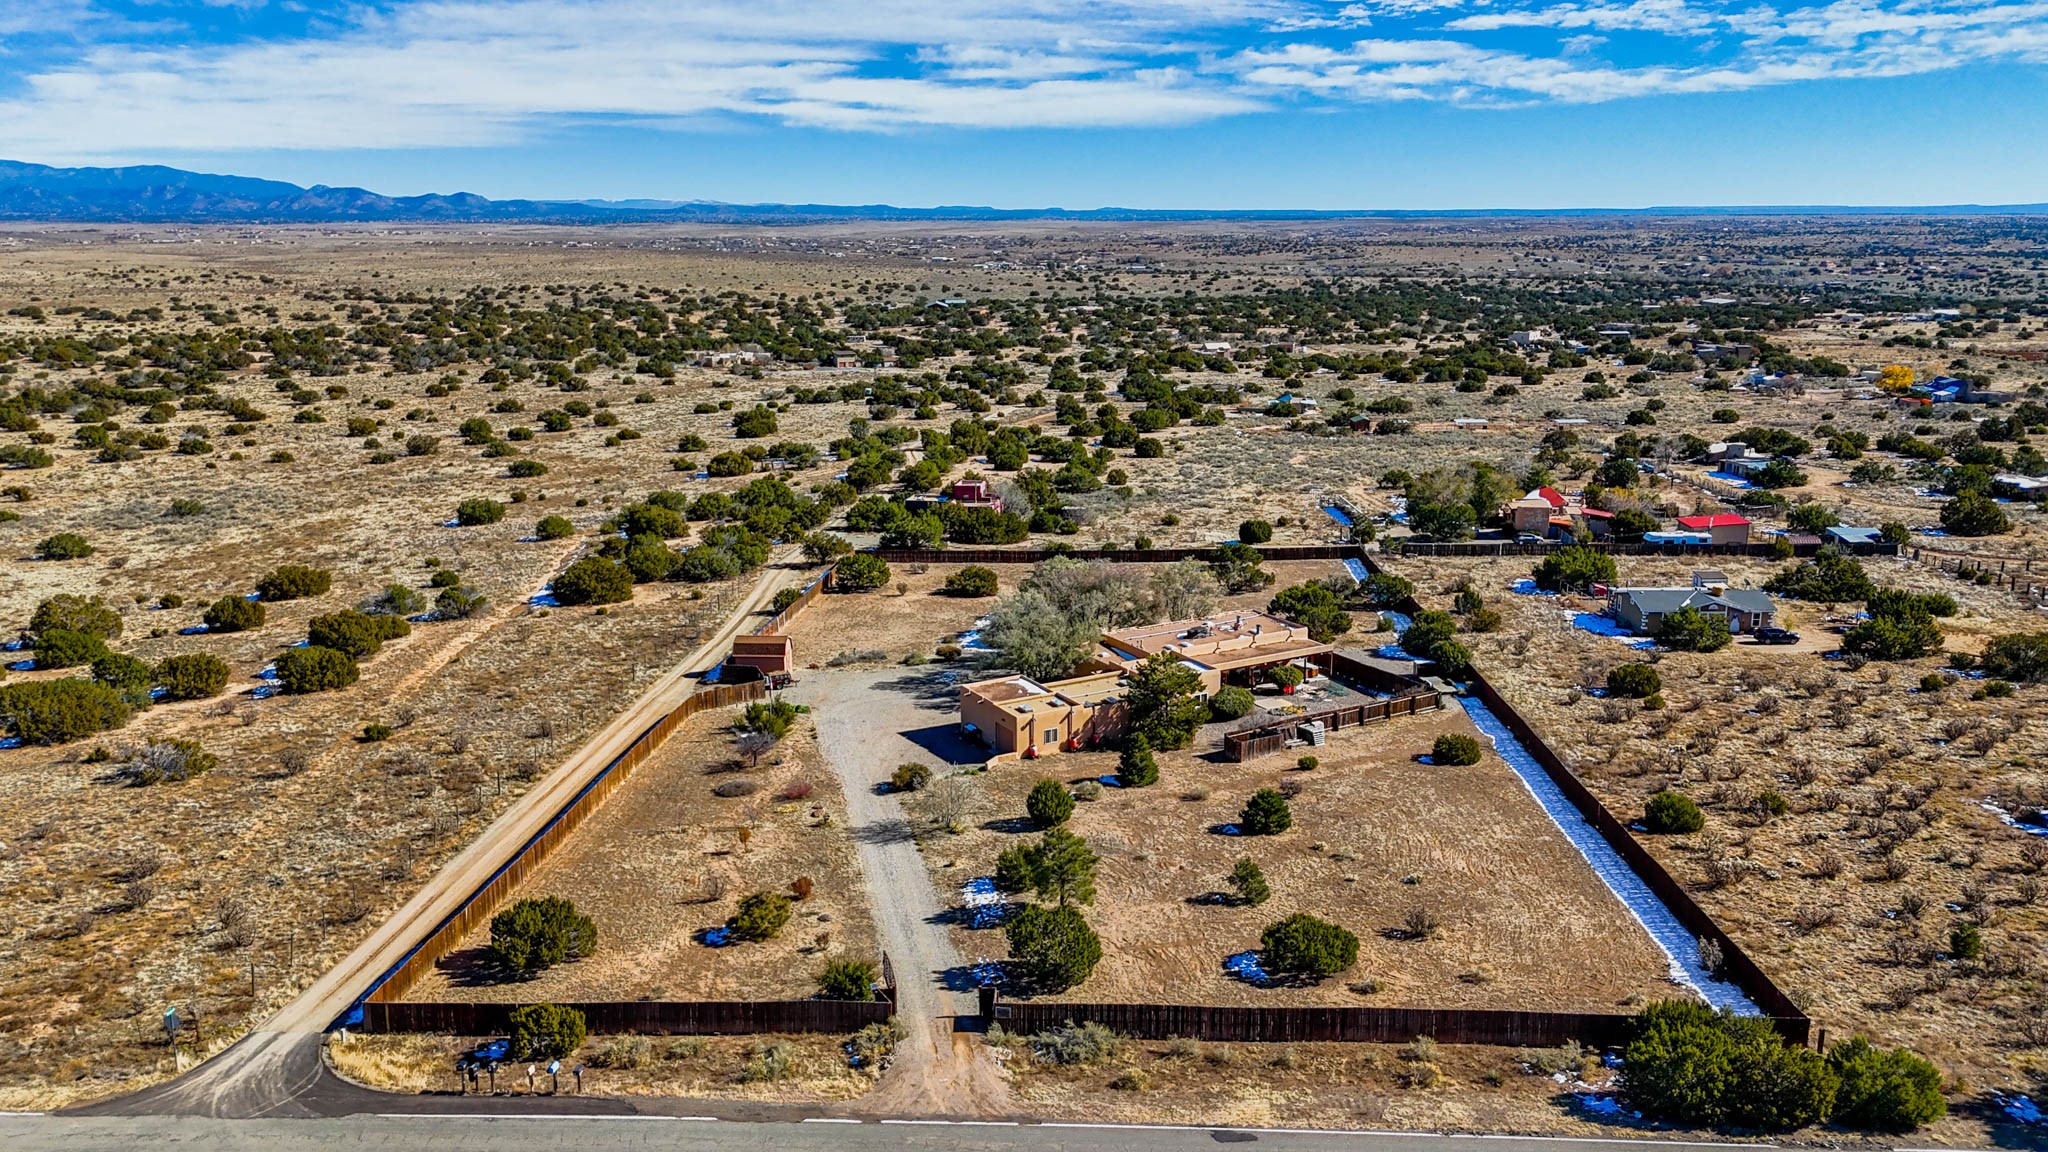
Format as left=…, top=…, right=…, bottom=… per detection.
left=2, top=159, right=2045, bottom=224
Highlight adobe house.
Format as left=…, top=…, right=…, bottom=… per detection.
left=727, top=633, right=794, bottom=677
left=958, top=611, right=1333, bottom=758
left=1090, top=611, right=1332, bottom=695
left=957, top=672, right=1129, bottom=758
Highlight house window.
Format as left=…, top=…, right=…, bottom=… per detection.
left=1043, top=727, right=1060, bottom=745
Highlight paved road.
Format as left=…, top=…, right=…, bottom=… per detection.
left=82, top=556, right=807, bottom=1120
left=789, top=666, right=1012, bottom=1117
left=0, top=1115, right=1815, bottom=1152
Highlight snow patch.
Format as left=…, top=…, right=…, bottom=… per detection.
left=960, top=877, right=1013, bottom=929
left=2001, top=1094, right=2043, bottom=1126
left=1574, top=1093, right=1637, bottom=1118
left=1509, top=578, right=1553, bottom=596
left=1223, top=951, right=1271, bottom=986
left=1983, top=800, right=2048, bottom=838
left=700, top=926, right=733, bottom=947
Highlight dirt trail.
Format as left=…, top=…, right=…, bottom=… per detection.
left=792, top=668, right=1013, bottom=1119
left=105, top=553, right=805, bottom=1117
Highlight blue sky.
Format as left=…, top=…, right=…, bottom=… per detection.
left=1, top=0, right=2045, bottom=208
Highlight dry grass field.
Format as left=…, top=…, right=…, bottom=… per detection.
left=405, top=708, right=876, bottom=1004
left=329, top=1029, right=880, bottom=1103
left=1381, top=552, right=2048, bottom=1108
left=908, top=701, right=1676, bottom=1011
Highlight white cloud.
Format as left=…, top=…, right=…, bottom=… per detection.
left=0, top=0, right=2044, bottom=157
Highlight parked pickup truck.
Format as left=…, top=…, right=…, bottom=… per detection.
left=1751, top=627, right=1801, bottom=645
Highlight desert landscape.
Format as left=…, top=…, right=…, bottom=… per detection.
left=1, top=216, right=2044, bottom=1143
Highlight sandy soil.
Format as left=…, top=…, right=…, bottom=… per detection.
left=403, top=707, right=876, bottom=1004
left=1381, top=551, right=2048, bottom=1108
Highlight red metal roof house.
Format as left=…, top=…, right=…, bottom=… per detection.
left=1674, top=513, right=1751, bottom=546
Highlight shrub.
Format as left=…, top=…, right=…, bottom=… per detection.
left=33, top=628, right=110, bottom=670
left=1620, top=1000, right=1837, bottom=1131
left=1028, top=777, right=1076, bottom=826
left=1006, top=904, right=1102, bottom=992
left=944, top=566, right=999, bottom=597
left=1939, top=490, right=2010, bottom=536
left=203, top=595, right=265, bottom=633
left=91, top=652, right=154, bottom=699
left=1655, top=606, right=1731, bottom=653
left=1532, top=545, right=1615, bottom=593
left=0, top=679, right=133, bottom=744
left=1034, top=1020, right=1120, bottom=1065
left=833, top=552, right=892, bottom=592
left=117, top=738, right=217, bottom=785
left=890, top=762, right=931, bottom=792
left=362, top=722, right=392, bottom=742
left=729, top=891, right=793, bottom=942
left=507, top=1003, right=587, bottom=1061
left=435, top=586, right=488, bottom=620
left=816, top=958, right=879, bottom=1001
left=155, top=653, right=231, bottom=700
left=29, top=594, right=122, bottom=641
left=1644, top=790, right=1705, bottom=834
left=1209, top=685, right=1256, bottom=720
left=1117, top=736, right=1159, bottom=788
left=1948, top=922, right=1983, bottom=961
left=275, top=645, right=359, bottom=694
left=35, top=533, right=93, bottom=560
left=1229, top=857, right=1270, bottom=905
left=587, top=1035, right=653, bottom=1070
left=1431, top=733, right=1482, bottom=765
left=508, top=459, right=548, bottom=478
left=1238, top=518, right=1273, bottom=544
left=534, top=514, right=575, bottom=540
left=255, top=565, right=332, bottom=602
left=1297, top=754, right=1319, bottom=771
left=308, top=610, right=411, bottom=658
left=1240, top=788, right=1292, bottom=835
left=455, top=497, right=507, bottom=526
left=491, top=896, right=598, bottom=974
left=1261, top=913, right=1359, bottom=978
left=552, top=557, right=634, bottom=605
left=1607, top=662, right=1662, bottom=698
left=1266, top=664, right=1306, bottom=690
left=1827, top=1038, right=1947, bottom=1132
left=366, top=584, right=427, bottom=617
left=707, top=451, right=752, bottom=477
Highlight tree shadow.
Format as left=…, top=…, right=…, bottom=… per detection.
left=850, top=817, right=917, bottom=846
left=434, top=945, right=530, bottom=988
left=1185, top=891, right=1237, bottom=907
left=979, top=815, right=1040, bottom=835
left=870, top=668, right=974, bottom=713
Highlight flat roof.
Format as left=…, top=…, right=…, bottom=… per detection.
left=961, top=676, right=1052, bottom=705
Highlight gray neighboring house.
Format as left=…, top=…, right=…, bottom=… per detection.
left=1609, top=572, right=1778, bottom=636
left=1824, top=525, right=1884, bottom=547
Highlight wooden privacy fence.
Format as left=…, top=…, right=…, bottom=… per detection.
left=989, top=998, right=1646, bottom=1049
left=349, top=679, right=769, bottom=1018
left=361, top=998, right=896, bottom=1037
left=1223, top=691, right=1441, bottom=762
left=1391, top=540, right=1898, bottom=559
left=873, top=544, right=1361, bottom=565
left=753, top=563, right=835, bottom=637
left=1355, top=552, right=1812, bottom=1045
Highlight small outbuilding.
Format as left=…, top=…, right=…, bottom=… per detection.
left=728, top=633, right=794, bottom=677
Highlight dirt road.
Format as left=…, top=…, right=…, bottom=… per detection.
left=789, top=667, right=1012, bottom=1118
left=93, top=554, right=808, bottom=1118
